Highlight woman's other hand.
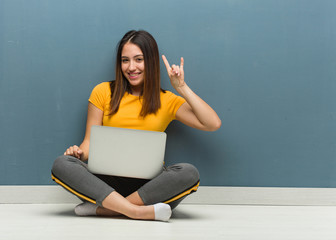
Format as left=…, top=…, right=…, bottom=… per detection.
left=64, top=145, right=83, bottom=159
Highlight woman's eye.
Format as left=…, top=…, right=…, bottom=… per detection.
left=122, top=59, right=129, bottom=63
left=136, top=58, right=144, bottom=62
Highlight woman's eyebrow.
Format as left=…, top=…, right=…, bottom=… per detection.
left=121, top=54, right=144, bottom=58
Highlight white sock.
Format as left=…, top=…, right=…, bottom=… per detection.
left=154, top=203, right=172, bottom=222
left=74, top=202, right=98, bottom=216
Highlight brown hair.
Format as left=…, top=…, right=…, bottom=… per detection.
left=109, top=30, right=164, bottom=117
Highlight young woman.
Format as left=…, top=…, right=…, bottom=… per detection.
left=51, top=30, right=221, bottom=222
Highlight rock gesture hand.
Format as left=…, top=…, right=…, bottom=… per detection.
left=162, top=55, right=185, bottom=90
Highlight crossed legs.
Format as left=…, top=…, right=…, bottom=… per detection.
left=96, top=191, right=144, bottom=216
left=51, top=155, right=199, bottom=221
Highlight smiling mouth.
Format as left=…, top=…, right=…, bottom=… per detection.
left=128, top=72, right=141, bottom=79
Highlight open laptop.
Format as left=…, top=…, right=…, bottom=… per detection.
left=88, top=126, right=167, bottom=179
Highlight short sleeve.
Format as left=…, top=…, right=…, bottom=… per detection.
left=165, top=91, right=186, bottom=120
left=88, top=82, right=111, bottom=111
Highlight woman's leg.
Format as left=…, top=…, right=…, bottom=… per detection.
left=93, top=176, right=149, bottom=216
left=94, top=163, right=199, bottom=215
left=51, top=155, right=171, bottom=221
left=97, top=191, right=145, bottom=216
left=51, top=155, right=113, bottom=206
left=136, top=163, right=200, bottom=209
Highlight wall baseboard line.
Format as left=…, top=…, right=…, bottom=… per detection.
left=1, top=185, right=336, bottom=206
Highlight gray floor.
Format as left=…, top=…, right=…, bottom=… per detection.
left=1, top=203, right=336, bottom=240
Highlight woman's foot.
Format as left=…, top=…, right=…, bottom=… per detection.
left=75, top=201, right=171, bottom=221
left=74, top=202, right=98, bottom=216
left=153, top=203, right=172, bottom=221
left=132, top=203, right=171, bottom=222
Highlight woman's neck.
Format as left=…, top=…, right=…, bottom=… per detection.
left=129, top=86, right=143, bottom=96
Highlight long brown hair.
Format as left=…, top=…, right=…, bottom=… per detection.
left=109, top=30, right=164, bottom=117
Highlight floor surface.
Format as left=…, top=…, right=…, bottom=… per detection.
left=1, top=204, right=336, bottom=240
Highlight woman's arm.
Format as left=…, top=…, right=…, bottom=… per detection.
left=162, top=55, right=221, bottom=131
left=64, top=102, right=103, bottom=161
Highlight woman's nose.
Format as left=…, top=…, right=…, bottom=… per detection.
left=129, top=60, right=136, bottom=71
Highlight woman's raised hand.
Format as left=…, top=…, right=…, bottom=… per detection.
left=64, top=145, right=83, bottom=159
left=162, top=55, right=185, bottom=90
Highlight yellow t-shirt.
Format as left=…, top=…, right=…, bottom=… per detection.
left=88, top=82, right=186, bottom=132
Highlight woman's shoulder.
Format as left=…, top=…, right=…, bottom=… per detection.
left=89, top=82, right=112, bottom=110
left=90, top=81, right=112, bottom=99
left=160, top=89, right=174, bottom=98
left=160, top=89, right=182, bottom=99
left=160, top=89, right=185, bottom=105
left=93, top=81, right=111, bottom=90
left=91, top=81, right=112, bottom=94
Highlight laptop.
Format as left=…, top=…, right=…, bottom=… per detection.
left=88, top=126, right=167, bottom=179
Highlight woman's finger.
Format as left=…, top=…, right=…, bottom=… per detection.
left=72, top=145, right=83, bottom=159
left=64, top=145, right=79, bottom=157
left=74, top=146, right=82, bottom=158
left=180, top=57, right=184, bottom=76
left=172, top=64, right=181, bottom=75
left=162, top=55, right=171, bottom=73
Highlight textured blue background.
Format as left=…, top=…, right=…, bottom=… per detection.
left=0, top=0, right=335, bottom=186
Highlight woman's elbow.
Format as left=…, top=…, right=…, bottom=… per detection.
left=213, top=119, right=222, bottom=131
left=206, top=118, right=222, bottom=132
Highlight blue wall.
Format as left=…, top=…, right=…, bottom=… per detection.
left=1, top=0, right=335, bottom=187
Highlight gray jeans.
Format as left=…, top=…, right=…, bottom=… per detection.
left=51, top=155, right=200, bottom=209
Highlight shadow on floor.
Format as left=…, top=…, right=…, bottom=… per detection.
left=171, top=208, right=203, bottom=220
left=50, top=204, right=204, bottom=221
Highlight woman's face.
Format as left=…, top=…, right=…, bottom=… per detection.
left=121, top=42, right=145, bottom=92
